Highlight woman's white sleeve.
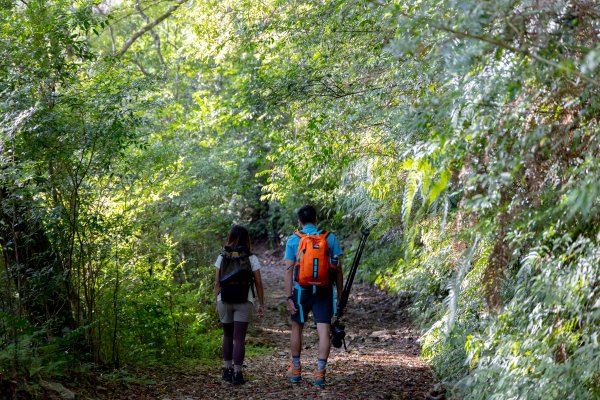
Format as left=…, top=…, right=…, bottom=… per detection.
left=250, top=255, right=261, bottom=271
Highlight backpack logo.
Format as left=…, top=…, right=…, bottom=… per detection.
left=219, top=247, right=254, bottom=303
left=294, top=231, right=337, bottom=286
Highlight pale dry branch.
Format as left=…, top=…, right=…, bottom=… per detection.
left=115, top=0, right=186, bottom=57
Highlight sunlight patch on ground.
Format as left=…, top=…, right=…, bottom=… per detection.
left=257, top=326, right=291, bottom=335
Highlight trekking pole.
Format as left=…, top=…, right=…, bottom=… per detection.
left=331, top=225, right=374, bottom=350
left=336, top=226, right=372, bottom=318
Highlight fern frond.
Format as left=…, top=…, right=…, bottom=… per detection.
left=517, top=248, right=545, bottom=283
left=439, top=195, right=449, bottom=238
left=402, top=170, right=420, bottom=227
left=445, top=235, right=479, bottom=335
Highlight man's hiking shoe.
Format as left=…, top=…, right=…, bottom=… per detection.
left=313, top=369, right=326, bottom=387
left=232, top=371, right=245, bottom=385
left=222, top=367, right=233, bottom=382
left=286, top=363, right=302, bottom=383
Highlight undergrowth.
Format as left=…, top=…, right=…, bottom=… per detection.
left=356, top=216, right=600, bottom=399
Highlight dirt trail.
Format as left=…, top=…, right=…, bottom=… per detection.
left=96, top=245, right=433, bottom=400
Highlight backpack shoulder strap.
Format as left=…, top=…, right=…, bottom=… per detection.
left=294, top=231, right=307, bottom=266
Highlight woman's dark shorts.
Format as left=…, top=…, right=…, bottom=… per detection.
left=291, top=284, right=335, bottom=324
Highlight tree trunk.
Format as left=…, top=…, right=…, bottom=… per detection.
left=483, top=191, right=510, bottom=313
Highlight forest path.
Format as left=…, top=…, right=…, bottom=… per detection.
left=109, top=244, right=433, bottom=400
left=202, top=244, right=433, bottom=399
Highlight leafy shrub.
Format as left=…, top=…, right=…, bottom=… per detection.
left=457, top=235, right=600, bottom=400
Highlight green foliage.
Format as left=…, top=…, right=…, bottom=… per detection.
left=459, top=235, right=600, bottom=400
left=0, top=314, right=86, bottom=378
left=223, top=0, right=599, bottom=396
left=1, top=0, right=599, bottom=398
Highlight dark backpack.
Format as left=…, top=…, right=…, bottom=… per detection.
left=219, top=246, right=254, bottom=303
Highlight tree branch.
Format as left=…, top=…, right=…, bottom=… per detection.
left=135, top=0, right=166, bottom=73
left=115, top=0, right=186, bottom=57
left=132, top=57, right=155, bottom=78
left=108, top=24, right=117, bottom=53
left=434, top=24, right=600, bottom=86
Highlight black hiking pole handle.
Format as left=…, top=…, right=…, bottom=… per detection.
left=336, top=226, right=372, bottom=319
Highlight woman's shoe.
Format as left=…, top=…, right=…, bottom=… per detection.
left=232, top=371, right=245, bottom=385
left=222, top=367, right=233, bottom=382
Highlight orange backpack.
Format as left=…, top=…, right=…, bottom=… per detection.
left=294, top=231, right=336, bottom=286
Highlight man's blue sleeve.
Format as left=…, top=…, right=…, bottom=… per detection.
left=284, top=236, right=297, bottom=261
left=328, top=233, right=343, bottom=258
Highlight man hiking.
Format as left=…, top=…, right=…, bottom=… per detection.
left=284, top=205, right=343, bottom=387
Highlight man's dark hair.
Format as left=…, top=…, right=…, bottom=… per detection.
left=297, top=205, right=317, bottom=225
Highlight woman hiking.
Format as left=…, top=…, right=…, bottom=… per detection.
left=214, top=225, right=265, bottom=385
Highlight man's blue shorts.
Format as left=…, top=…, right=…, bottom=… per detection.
left=290, top=284, right=335, bottom=325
